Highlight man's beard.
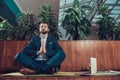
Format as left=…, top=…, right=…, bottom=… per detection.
left=40, top=30, right=49, bottom=34
left=41, top=31, right=48, bottom=34
left=40, top=29, right=49, bottom=34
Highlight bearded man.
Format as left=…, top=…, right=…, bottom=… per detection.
left=15, top=22, right=66, bottom=75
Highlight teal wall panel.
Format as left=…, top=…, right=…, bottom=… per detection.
left=0, top=0, right=18, bottom=26
left=3, top=0, right=21, bottom=17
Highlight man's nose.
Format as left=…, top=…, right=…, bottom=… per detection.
left=42, top=27, right=45, bottom=30
left=42, top=27, right=46, bottom=28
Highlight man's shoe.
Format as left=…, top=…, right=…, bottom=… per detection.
left=44, top=67, right=55, bottom=74
left=20, top=68, right=36, bottom=75
left=54, top=66, right=61, bottom=73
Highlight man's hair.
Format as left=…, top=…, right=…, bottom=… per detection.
left=39, top=22, right=49, bottom=28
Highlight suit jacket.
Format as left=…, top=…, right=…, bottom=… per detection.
left=21, top=35, right=63, bottom=59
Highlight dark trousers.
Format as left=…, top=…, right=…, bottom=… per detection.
left=15, top=50, right=66, bottom=73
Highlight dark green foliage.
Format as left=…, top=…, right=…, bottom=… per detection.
left=11, top=13, right=39, bottom=40
left=38, top=4, right=62, bottom=40
left=0, top=20, right=13, bottom=40
left=96, top=4, right=120, bottom=40
left=62, top=0, right=92, bottom=40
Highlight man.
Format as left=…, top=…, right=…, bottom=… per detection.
left=15, top=22, right=66, bottom=75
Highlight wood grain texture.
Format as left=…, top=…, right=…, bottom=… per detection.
left=0, top=40, right=120, bottom=73
left=58, top=40, right=120, bottom=71
left=0, top=40, right=28, bottom=73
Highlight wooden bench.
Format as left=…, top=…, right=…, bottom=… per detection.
left=0, top=40, right=120, bottom=80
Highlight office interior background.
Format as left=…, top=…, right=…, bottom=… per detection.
left=0, top=0, right=120, bottom=40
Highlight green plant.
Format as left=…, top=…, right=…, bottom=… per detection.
left=0, top=20, right=13, bottom=40
left=96, top=4, right=116, bottom=40
left=61, top=0, right=92, bottom=40
left=114, top=25, right=120, bottom=40
left=38, top=4, right=62, bottom=39
left=12, top=12, right=39, bottom=40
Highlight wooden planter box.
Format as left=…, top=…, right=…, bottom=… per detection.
left=0, top=40, right=120, bottom=80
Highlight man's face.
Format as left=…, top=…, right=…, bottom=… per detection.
left=39, top=23, right=49, bottom=34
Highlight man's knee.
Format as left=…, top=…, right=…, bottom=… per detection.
left=15, top=52, right=25, bottom=61
left=58, top=50, right=66, bottom=60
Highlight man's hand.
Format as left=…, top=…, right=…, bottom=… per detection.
left=37, top=47, right=46, bottom=55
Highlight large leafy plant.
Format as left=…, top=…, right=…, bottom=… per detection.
left=61, top=0, right=92, bottom=40
left=38, top=4, right=62, bottom=39
left=114, top=25, right=120, bottom=40
left=0, top=20, right=13, bottom=40
left=96, top=4, right=117, bottom=40
left=12, top=12, right=39, bottom=40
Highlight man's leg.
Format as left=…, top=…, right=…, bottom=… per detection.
left=15, top=52, right=42, bottom=73
left=42, top=50, right=66, bottom=71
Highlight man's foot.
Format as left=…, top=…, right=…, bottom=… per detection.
left=44, top=66, right=61, bottom=74
left=20, top=68, right=36, bottom=75
left=44, top=67, right=55, bottom=74
left=54, top=66, right=61, bottom=73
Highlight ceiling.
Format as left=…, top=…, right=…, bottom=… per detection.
left=59, top=0, right=120, bottom=26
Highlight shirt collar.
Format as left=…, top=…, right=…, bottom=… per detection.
left=40, top=34, right=48, bottom=39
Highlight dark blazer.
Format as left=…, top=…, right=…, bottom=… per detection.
left=21, top=35, right=63, bottom=59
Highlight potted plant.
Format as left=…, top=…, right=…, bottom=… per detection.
left=96, top=4, right=116, bottom=40
left=11, top=11, right=39, bottom=40
left=0, top=20, right=13, bottom=40
left=38, top=4, right=62, bottom=40
left=114, top=25, right=120, bottom=40
left=61, top=0, right=92, bottom=40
